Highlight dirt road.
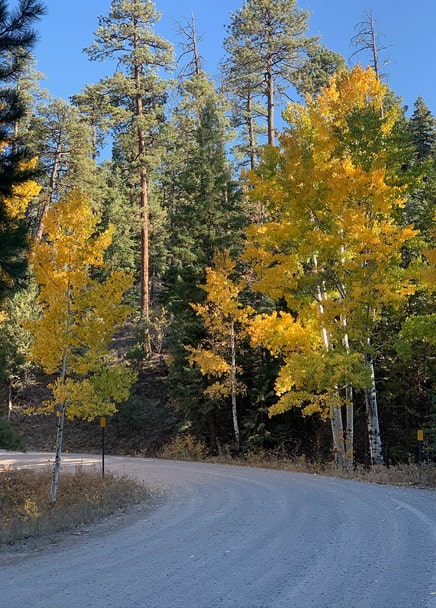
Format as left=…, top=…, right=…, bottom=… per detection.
left=1, top=452, right=435, bottom=607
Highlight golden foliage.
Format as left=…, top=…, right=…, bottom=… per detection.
left=24, top=190, right=136, bottom=420
left=244, top=66, right=420, bottom=418
left=187, top=250, right=253, bottom=403
left=3, top=158, right=41, bottom=219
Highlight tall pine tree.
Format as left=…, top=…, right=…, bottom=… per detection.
left=0, top=0, right=45, bottom=299
left=84, top=0, right=174, bottom=329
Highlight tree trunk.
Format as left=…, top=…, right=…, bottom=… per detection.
left=139, top=163, right=149, bottom=322
left=247, top=93, right=256, bottom=170
left=35, top=142, right=61, bottom=241
left=230, top=320, right=240, bottom=453
left=134, top=53, right=151, bottom=354
left=345, top=384, right=354, bottom=472
left=50, top=351, right=67, bottom=505
left=330, top=400, right=346, bottom=469
left=341, top=314, right=354, bottom=472
left=314, top=256, right=346, bottom=469
left=50, top=403, right=66, bottom=505
left=7, top=383, right=12, bottom=423
left=364, top=350, right=384, bottom=465
left=266, top=56, right=275, bottom=146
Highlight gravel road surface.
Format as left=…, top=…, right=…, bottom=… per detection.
left=1, top=452, right=435, bottom=608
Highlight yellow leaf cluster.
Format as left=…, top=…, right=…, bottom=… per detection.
left=186, top=345, right=230, bottom=377
left=243, top=66, right=418, bottom=418
left=187, top=250, right=253, bottom=403
left=24, top=190, right=136, bottom=420
left=44, top=365, right=137, bottom=421
left=3, top=158, right=41, bottom=219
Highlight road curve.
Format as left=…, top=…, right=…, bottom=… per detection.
left=1, top=452, right=435, bottom=608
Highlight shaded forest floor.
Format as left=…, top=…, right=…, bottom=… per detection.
left=6, top=353, right=178, bottom=456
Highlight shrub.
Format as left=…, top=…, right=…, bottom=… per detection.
left=160, top=433, right=205, bottom=460
left=0, top=419, right=26, bottom=450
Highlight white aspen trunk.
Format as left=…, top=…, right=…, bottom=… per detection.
left=330, top=401, right=346, bottom=469
left=364, top=350, right=384, bottom=465
left=341, top=315, right=354, bottom=473
left=51, top=403, right=66, bottom=505
left=337, top=241, right=353, bottom=472
left=7, top=383, right=12, bottom=423
left=314, top=256, right=346, bottom=468
left=345, top=384, right=354, bottom=472
left=50, top=351, right=67, bottom=505
left=230, top=320, right=240, bottom=453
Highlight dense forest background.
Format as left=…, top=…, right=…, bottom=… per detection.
left=0, top=0, right=434, bottom=468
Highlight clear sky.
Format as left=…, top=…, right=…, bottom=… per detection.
left=33, top=0, right=435, bottom=118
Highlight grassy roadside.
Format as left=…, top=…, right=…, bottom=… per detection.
left=0, top=467, right=151, bottom=545
left=161, top=434, right=436, bottom=489
left=233, top=453, right=436, bottom=488
left=2, top=448, right=434, bottom=547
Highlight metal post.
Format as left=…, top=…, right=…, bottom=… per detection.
left=100, top=416, right=106, bottom=478
left=417, top=429, right=424, bottom=466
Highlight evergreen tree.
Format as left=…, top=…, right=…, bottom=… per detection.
left=0, top=0, right=45, bottom=300
left=293, top=44, right=345, bottom=98
left=162, top=72, right=246, bottom=450
left=223, top=0, right=319, bottom=147
left=27, top=96, right=99, bottom=239
left=71, top=82, right=113, bottom=162
left=84, top=0, right=174, bottom=327
left=409, top=96, right=436, bottom=163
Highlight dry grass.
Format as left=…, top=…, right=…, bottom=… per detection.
left=228, top=451, right=436, bottom=488
left=0, top=467, right=150, bottom=545
left=160, top=436, right=436, bottom=489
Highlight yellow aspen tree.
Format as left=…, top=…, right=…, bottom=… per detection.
left=25, top=190, right=137, bottom=504
left=187, top=251, right=254, bottom=452
left=244, top=66, right=419, bottom=467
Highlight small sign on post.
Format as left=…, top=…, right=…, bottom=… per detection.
left=417, top=429, right=424, bottom=466
left=100, top=416, right=106, bottom=477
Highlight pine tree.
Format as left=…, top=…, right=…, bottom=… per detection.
left=223, top=0, right=318, bottom=147
left=0, top=0, right=45, bottom=300
left=162, top=71, right=246, bottom=449
left=27, top=96, right=99, bottom=239
left=71, top=82, right=113, bottom=162
left=293, top=45, right=345, bottom=98
left=84, top=0, right=174, bottom=328
left=409, top=96, right=436, bottom=162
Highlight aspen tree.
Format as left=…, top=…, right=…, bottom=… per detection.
left=187, top=251, right=254, bottom=453
left=25, top=191, right=136, bottom=504
left=244, top=67, right=418, bottom=466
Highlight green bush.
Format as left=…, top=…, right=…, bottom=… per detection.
left=0, top=419, right=26, bottom=450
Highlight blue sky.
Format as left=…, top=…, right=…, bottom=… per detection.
left=33, top=0, right=435, bottom=118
